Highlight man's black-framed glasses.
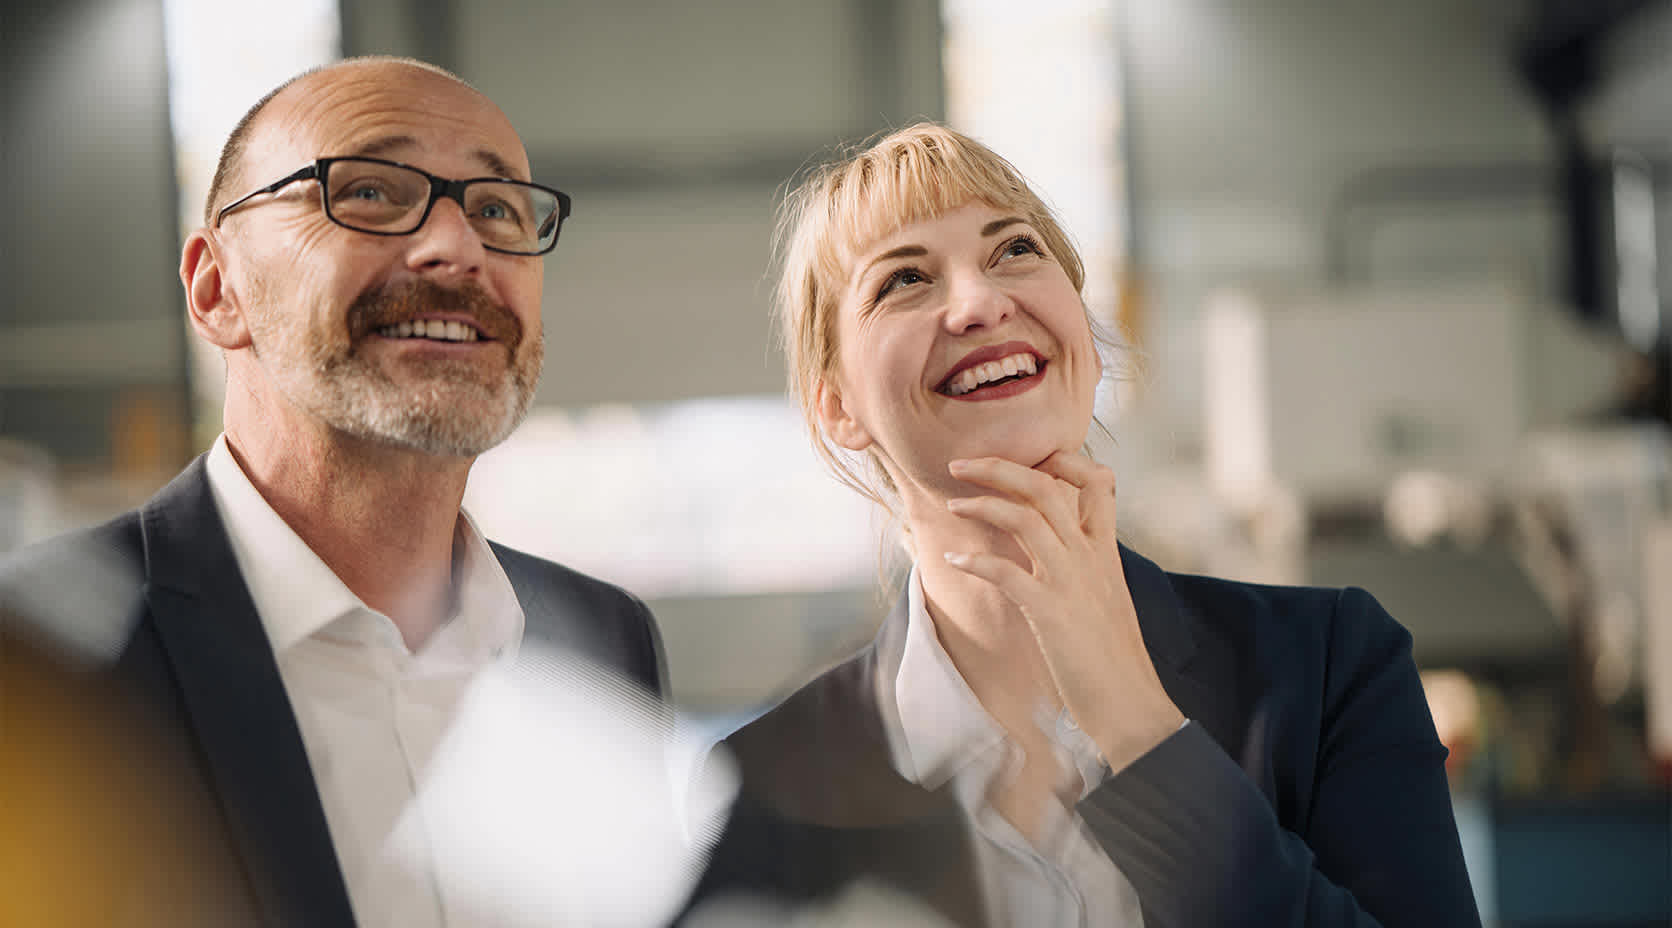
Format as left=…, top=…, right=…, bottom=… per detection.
left=214, top=156, right=571, bottom=256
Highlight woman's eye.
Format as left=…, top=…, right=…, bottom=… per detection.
left=999, top=234, right=1043, bottom=260
left=877, top=268, right=926, bottom=300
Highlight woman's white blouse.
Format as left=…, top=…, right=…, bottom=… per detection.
left=877, top=566, right=1145, bottom=928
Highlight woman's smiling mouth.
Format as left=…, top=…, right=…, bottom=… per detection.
left=935, top=340, right=1048, bottom=399
left=941, top=351, right=1043, bottom=396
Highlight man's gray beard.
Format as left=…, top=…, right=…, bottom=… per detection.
left=289, top=336, right=543, bottom=457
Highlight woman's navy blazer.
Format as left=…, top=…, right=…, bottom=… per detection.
left=692, top=545, right=1483, bottom=927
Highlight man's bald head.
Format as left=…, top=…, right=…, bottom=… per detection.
left=201, top=56, right=475, bottom=225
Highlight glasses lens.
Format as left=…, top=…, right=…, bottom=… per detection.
left=325, top=160, right=429, bottom=232
left=464, top=181, right=561, bottom=254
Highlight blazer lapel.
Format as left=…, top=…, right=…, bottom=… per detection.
left=139, top=459, right=356, bottom=928
left=724, top=615, right=991, bottom=927
left=1119, top=544, right=1239, bottom=748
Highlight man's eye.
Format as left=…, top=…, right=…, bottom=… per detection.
left=334, top=181, right=407, bottom=208
left=476, top=200, right=518, bottom=222
left=341, top=184, right=386, bottom=201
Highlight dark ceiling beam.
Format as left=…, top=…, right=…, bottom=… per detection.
left=1512, top=0, right=1667, bottom=321
left=1516, top=0, right=1665, bottom=107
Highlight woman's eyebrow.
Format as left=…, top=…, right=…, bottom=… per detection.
left=859, top=244, right=928, bottom=280
left=982, top=216, right=1026, bottom=236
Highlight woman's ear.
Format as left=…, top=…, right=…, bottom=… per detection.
left=180, top=230, right=252, bottom=351
left=815, top=378, right=873, bottom=452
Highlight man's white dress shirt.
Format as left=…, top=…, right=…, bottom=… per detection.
left=878, top=567, right=1145, bottom=927
left=205, top=436, right=525, bottom=928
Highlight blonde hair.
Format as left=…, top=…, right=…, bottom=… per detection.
left=776, top=122, right=1103, bottom=510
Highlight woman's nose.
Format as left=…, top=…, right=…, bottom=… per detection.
left=942, top=274, right=1014, bottom=333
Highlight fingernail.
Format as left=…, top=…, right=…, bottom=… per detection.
left=944, top=551, right=970, bottom=567
left=946, top=497, right=967, bottom=511
left=948, top=459, right=969, bottom=473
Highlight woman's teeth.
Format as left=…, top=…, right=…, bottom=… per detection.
left=376, top=320, right=479, bottom=342
left=944, top=352, right=1039, bottom=396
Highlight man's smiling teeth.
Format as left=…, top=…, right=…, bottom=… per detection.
left=375, top=320, right=480, bottom=342
left=944, top=352, right=1039, bottom=396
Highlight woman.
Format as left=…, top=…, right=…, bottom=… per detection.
left=689, top=124, right=1480, bottom=927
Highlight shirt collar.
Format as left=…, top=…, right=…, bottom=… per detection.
left=204, top=435, right=523, bottom=658
left=880, top=565, right=1113, bottom=799
left=446, top=508, right=525, bottom=664
left=885, top=565, right=1007, bottom=790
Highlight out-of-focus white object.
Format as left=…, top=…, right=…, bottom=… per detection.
left=1202, top=290, right=1275, bottom=512
left=467, top=398, right=879, bottom=599
left=1118, top=469, right=1307, bottom=587
left=1384, top=470, right=1494, bottom=549
left=1640, top=518, right=1672, bottom=768
left=0, top=439, right=57, bottom=553
left=390, top=646, right=737, bottom=928
left=1202, top=279, right=1622, bottom=505
left=0, top=525, right=141, bottom=666
left=1511, top=425, right=1671, bottom=702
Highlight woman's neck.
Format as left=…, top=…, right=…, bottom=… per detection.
left=902, top=495, right=1064, bottom=736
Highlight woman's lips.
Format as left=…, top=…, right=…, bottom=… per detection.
left=940, top=359, right=1047, bottom=401
left=935, top=339, right=1047, bottom=396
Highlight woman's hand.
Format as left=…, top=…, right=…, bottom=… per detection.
left=943, top=452, right=1185, bottom=773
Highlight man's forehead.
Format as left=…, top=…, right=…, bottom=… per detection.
left=250, top=62, right=530, bottom=179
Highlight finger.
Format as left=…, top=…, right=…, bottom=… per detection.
left=1038, top=452, right=1119, bottom=538
left=946, top=494, right=1064, bottom=569
left=943, top=550, right=1046, bottom=610
left=948, top=457, right=1079, bottom=542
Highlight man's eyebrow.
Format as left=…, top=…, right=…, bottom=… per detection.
left=348, top=135, right=419, bottom=159
left=982, top=216, right=1027, bottom=236
left=472, top=149, right=520, bottom=180
left=340, top=137, right=522, bottom=180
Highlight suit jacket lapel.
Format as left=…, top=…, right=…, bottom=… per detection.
left=1119, top=545, right=1239, bottom=748
left=139, top=459, right=356, bottom=928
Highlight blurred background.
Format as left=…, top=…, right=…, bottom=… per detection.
left=3, top=0, right=1669, bottom=922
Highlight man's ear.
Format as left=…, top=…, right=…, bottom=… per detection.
left=180, top=229, right=251, bottom=350
left=815, top=378, right=873, bottom=452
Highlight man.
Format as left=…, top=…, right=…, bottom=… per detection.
left=0, top=57, right=665, bottom=927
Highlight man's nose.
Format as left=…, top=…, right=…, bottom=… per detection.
left=406, top=196, right=488, bottom=278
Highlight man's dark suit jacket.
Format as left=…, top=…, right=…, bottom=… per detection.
left=0, top=457, right=665, bottom=927
left=690, top=546, right=1482, bottom=927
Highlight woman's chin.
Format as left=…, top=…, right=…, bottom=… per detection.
left=959, top=433, right=1080, bottom=469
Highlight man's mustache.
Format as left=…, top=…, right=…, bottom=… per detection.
left=346, top=279, right=523, bottom=347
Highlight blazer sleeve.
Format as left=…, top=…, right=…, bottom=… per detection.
left=1076, top=587, right=1482, bottom=927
